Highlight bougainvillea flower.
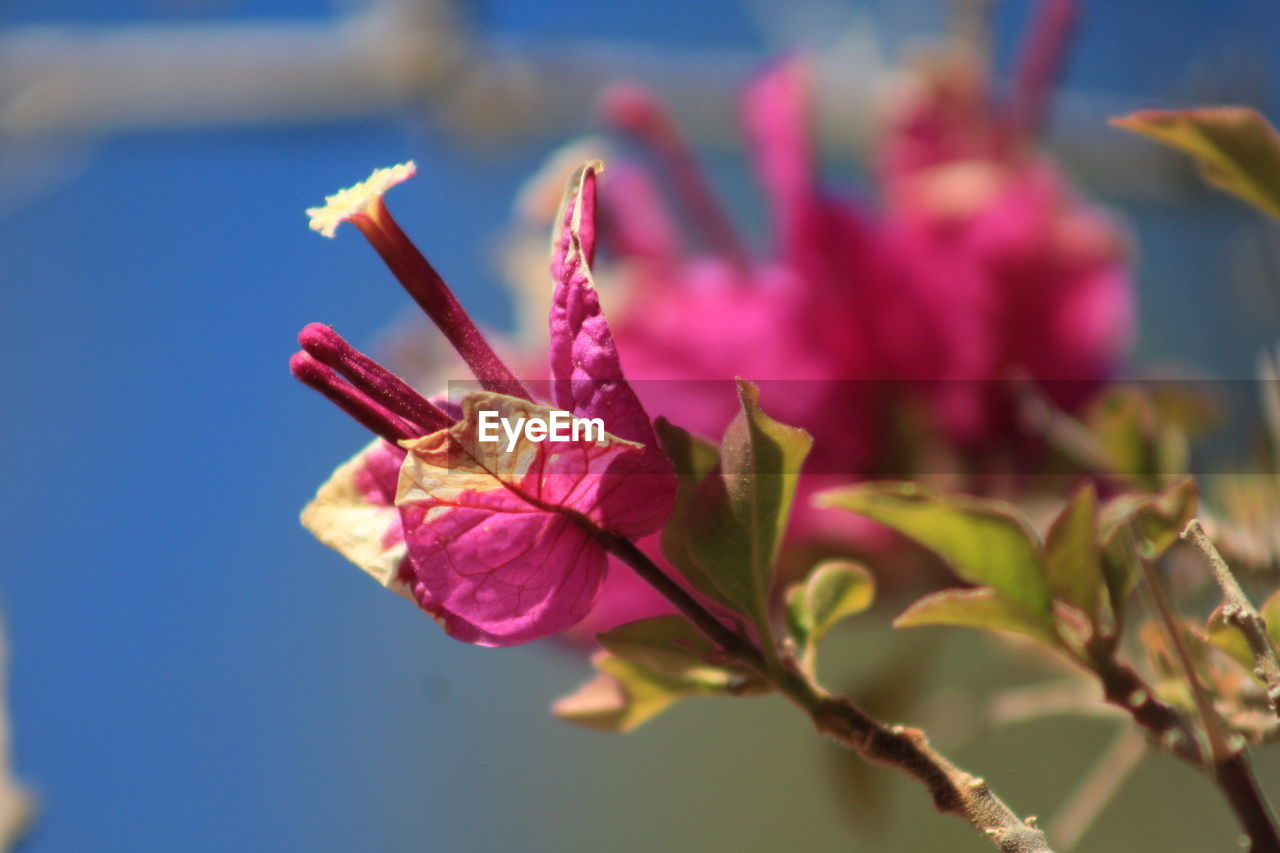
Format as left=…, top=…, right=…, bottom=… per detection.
left=463, top=3, right=1129, bottom=641
left=580, top=0, right=1129, bottom=469
left=295, top=161, right=675, bottom=646
left=875, top=0, right=1131, bottom=426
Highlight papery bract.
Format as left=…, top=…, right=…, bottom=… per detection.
left=301, top=438, right=413, bottom=600
left=396, top=393, right=668, bottom=645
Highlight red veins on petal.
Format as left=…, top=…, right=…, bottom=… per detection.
left=396, top=394, right=670, bottom=646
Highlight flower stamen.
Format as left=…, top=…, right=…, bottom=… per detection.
left=289, top=351, right=419, bottom=443
left=298, top=323, right=452, bottom=433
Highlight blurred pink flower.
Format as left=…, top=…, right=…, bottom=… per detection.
left=526, top=1, right=1131, bottom=636
left=586, top=0, right=1129, bottom=469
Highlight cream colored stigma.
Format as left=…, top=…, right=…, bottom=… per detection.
left=306, top=161, right=417, bottom=238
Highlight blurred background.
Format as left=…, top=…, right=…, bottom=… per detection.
left=3, top=0, right=1280, bottom=850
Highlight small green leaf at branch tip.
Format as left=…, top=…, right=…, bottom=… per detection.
left=894, top=588, right=1062, bottom=648
left=1112, top=107, right=1280, bottom=220
left=1045, top=482, right=1103, bottom=618
left=815, top=482, right=1053, bottom=626
left=678, top=381, right=813, bottom=643
left=786, top=560, right=875, bottom=654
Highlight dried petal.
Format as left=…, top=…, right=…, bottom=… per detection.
left=301, top=438, right=414, bottom=600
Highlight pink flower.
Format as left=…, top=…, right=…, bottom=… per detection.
left=877, top=0, right=1131, bottom=431
left=584, top=0, right=1130, bottom=464
left=295, top=162, right=675, bottom=646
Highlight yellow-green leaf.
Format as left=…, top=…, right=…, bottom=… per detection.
left=786, top=561, right=875, bottom=648
left=684, top=381, right=813, bottom=639
left=1112, top=107, right=1280, bottom=220
left=551, top=652, right=727, bottom=733
left=1045, top=483, right=1103, bottom=617
left=1098, top=478, right=1199, bottom=623
left=894, top=588, right=1061, bottom=647
left=816, top=482, right=1052, bottom=625
left=1209, top=591, right=1280, bottom=675
left=1266, top=591, right=1280, bottom=650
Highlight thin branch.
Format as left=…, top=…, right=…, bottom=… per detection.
left=1139, top=550, right=1233, bottom=763
left=1183, top=518, right=1280, bottom=718
left=1138, top=544, right=1280, bottom=852
left=597, top=531, right=1054, bottom=853
left=1086, top=648, right=1204, bottom=764
left=592, top=532, right=759, bottom=668
left=1047, top=727, right=1145, bottom=851
left=1088, top=637, right=1280, bottom=852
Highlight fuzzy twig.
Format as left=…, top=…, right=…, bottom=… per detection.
left=1183, top=518, right=1280, bottom=718
left=1138, top=541, right=1280, bottom=852
left=597, top=531, right=1054, bottom=853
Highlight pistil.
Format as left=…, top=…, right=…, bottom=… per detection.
left=307, top=162, right=532, bottom=401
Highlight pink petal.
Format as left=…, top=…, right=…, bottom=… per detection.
left=397, top=393, right=674, bottom=645
left=400, top=505, right=603, bottom=646
left=548, top=164, right=674, bottom=469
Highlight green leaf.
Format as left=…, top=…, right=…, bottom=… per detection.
left=654, top=418, right=732, bottom=608
left=1097, top=479, right=1199, bottom=621
left=816, top=482, right=1052, bottom=625
left=894, top=588, right=1061, bottom=647
left=1045, top=483, right=1103, bottom=617
left=786, top=560, right=875, bottom=652
left=551, top=652, right=730, bottom=733
left=1113, top=107, right=1280, bottom=220
left=683, top=381, right=813, bottom=639
left=1099, top=478, right=1199, bottom=558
